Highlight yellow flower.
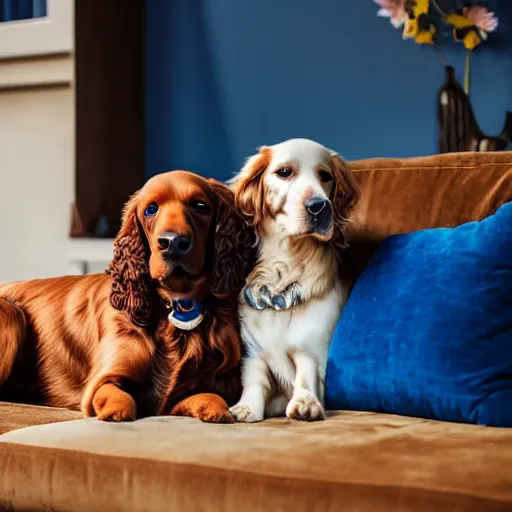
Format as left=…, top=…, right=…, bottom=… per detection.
left=402, top=17, right=418, bottom=39
left=415, top=24, right=436, bottom=44
left=445, top=7, right=498, bottom=51
left=405, top=0, right=429, bottom=17
left=402, top=0, right=436, bottom=45
left=461, top=30, right=482, bottom=51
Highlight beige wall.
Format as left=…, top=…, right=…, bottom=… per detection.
left=0, top=3, right=116, bottom=282
left=0, top=84, right=74, bottom=282
left=0, top=1, right=75, bottom=283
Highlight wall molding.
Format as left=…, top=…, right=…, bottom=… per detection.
left=0, top=54, right=73, bottom=90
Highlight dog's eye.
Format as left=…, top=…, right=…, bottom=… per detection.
left=319, top=170, right=333, bottom=183
left=144, top=203, right=159, bottom=217
left=190, top=200, right=212, bottom=215
left=276, top=167, right=293, bottom=179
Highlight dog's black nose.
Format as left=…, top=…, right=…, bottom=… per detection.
left=157, top=232, right=192, bottom=256
left=305, top=197, right=329, bottom=216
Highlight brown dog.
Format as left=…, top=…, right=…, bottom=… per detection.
left=0, top=171, right=255, bottom=422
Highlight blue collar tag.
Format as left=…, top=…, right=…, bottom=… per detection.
left=168, top=299, right=205, bottom=330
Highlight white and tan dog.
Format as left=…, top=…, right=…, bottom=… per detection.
left=229, top=138, right=359, bottom=422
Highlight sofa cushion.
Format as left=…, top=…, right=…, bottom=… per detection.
left=0, top=401, right=81, bottom=434
left=344, top=151, right=512, bottom=287
left=1, top=411, right=512, bottom=512
left=326, top=201, right=512, bottom=426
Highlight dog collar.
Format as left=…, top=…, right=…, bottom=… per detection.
left=168, top=299, right=205, bottom=330
left=243, top=283, right=303, bottom=312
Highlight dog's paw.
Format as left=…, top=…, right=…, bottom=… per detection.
left=93, top=387, right=137, bottom=422
left=198, top=408, right=235, bottom=424
left=171, top=393, right=235, bottom=424
left=286, top=390, right=326, bottom=422
left=229, top=402, right=264, bottom=423
left=96, top=398, right=136, bottom=422
left=196, top=398, right=235, bottom=424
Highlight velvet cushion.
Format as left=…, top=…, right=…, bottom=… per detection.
left=326, top=201, right=512, bottom=427
left=2, top=411, right=512, bottom=512
left=0, top=401, right=81, bottom=434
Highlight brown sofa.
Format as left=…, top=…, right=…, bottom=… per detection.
left=1, top=151, right=512, bottom=512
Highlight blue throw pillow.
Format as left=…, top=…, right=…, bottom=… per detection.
left=326, top=202, right=512, bottom=427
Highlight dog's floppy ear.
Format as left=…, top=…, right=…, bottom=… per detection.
left=229, top=146, right=272, bottom=233
left=210, top=179, right=256, bottom=297
left=329, top=153, right=360, bottom=252
left=106, top=193, right=154, bottom=326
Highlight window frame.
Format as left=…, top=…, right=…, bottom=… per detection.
left=0, top=0, right=72, bottom=60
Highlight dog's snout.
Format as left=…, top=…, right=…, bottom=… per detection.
left=305, top=197, right=332, bottom=237
left=157, top=232, right=192, bottom=256
left=305, top=197, right=329, bottom=217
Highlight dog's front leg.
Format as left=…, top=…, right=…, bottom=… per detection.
left=230, top=356, right=269, bottom=422
left=286, top=352, right=326, bottom=421
left=80, top=332, right=153, bottom=421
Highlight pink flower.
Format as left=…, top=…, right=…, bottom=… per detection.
left=374, top=0, right=407, bottom=28
left=463, top=5, right=498, bottom=35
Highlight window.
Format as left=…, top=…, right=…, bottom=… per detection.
left=0, top=0, right=71, bottom=59
left=0, top=1, right=47, bottom=23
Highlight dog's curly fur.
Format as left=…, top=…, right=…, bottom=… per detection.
left=0, top=171, right=255, bottom=423
left=108, top=211, right=154, bottom=327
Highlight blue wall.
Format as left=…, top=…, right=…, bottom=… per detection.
left=145, top=0, right=512, bottom=181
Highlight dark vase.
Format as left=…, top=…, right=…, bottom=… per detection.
left=437, top=65, right=510, bottom=153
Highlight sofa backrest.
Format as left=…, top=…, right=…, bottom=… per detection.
left=342, top=151, right=512, bottom=287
